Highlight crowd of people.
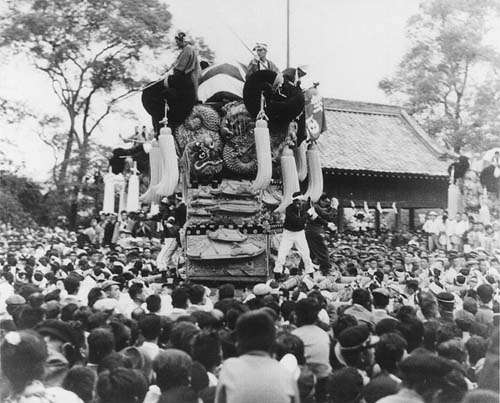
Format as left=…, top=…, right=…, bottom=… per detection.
left=0, top=205, right=499, bottom=403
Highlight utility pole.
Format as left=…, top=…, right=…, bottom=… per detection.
left=286, top=0, right=290, bottom=68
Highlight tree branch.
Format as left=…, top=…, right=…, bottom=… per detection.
left=86, top=89, right=136, bottom=137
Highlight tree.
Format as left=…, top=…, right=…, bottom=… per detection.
left=0, top=0, right=174, bottom=224
left=379, top=0, right=500, bottom=152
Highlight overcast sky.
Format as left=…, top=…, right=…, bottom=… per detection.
left=1, top=0, right=423, bottom=181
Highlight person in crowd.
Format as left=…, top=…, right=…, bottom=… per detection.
left=1, top=330, right=83, bottom=403
left=96, top=367, right=148, bottom=403
left=1, top=207, right=500, bottom=403
left=215, top=310, right=300, bottom=403
left=292, top=297, right=331, bottom=400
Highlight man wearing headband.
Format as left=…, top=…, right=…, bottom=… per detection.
left=246, top=42, right=280, bottom=79
left=274, top=192, right=315, bottom=276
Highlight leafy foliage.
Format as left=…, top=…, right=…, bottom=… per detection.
left=379, top=0, right=500, bottom=152
left=0, top=170, right=46, bottom=226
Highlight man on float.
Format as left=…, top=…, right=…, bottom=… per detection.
left=165, top=32, right=201, bottom=99
left=142, top=31, right=200, bottom=135
left=274, top=192, right=315, bottom=277
left=246, top=42, right=280, bottom=78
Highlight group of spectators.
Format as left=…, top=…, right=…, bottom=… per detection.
left=422, top=210, right=499, bottom=254
left=0, top=212, right=499, bottom=403
left=76, top=195, right=186, bottom=248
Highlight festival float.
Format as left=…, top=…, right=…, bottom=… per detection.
left=105, top=51, right=327, bottom=283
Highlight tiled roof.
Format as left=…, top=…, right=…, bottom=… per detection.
left=317, top=98, right=450, bottom=178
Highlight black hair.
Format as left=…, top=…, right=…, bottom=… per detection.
left=62, top=365, right=97, bottom=403
left=88, top=327, right=115, bottom=365
left=372, top=292, right=389, bottom=309
left=191, top=331, right=222, bottom=371
left=108, top=319, right=131, bottom=351
left=218, top=283, right=235, bottom=300
left=294, top=297, right=320, bottom=327
left=189, top=284, right=205, bottom=305
left=145, top=294, right=161, bottom=313
left=328, top=367, right=363, bottom=403
left=169, top=322, right=200, bottom=354
left=97, top=351, right=133, bottom=374
left=465, top=336, right=488, bottom=366
left=61, top=303, right=79, bottom=322
left=396, top=316, right=424, bottom=352
left=273, top=332, right=306, bottom=365
left=96, top=368, right=148, bottom=403
left=171, top=287, right=189, bottom=309
left=352, top=288, right=372, bottom=310
left=87, top=287, right=104, bottom=309
left=128, top=283, right=144, bottom=301
left=333, top=314, right=358, bottom=338
left=139, top=314, right=161, bottom=341
left=235, top=310, right=276, bottom=354
left=63, top=277, right=80, bottom=295
left=375, top=332, right=407, bottom=373
left=1, top=330, right=47, bottom=393
left=437, top=339, right=467, bottom=364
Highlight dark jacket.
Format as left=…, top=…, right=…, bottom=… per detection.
left=283, top=202, right=309, bottom=232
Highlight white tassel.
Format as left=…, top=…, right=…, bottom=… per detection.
left=252, top=118, right=272, bottom=191
left=275, top=146, right=300, bottom=213
left=140, top=140, right=162, bottom=204
left=102, top=168, right=116, bottom=214
left=126, top=163, right=140, bottom=212
left=118, top=184, right=127, bottom=213
left=154, top=126, right=179, bottom=197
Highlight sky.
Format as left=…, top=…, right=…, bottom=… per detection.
left=0, top=0, right=423, bottom=181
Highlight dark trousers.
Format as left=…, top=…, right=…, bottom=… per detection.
left=305, top=228, right=331, bottom=275
left=141, top=73, right=196, bottom=135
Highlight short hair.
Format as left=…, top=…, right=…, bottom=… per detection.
left=218, top=283, right=235, bottom=300
left=154, top=349, right=192, bottom=391
left=96, top=368, right=148, bottom=403
left=128, top=283, right=144, bottom=301
left=63, top=277, right=80, bottom=295
left=396, top=316, right=424, bottom=352
left=294, top=297, right=320, bottom=326
left=145, top=294, right=161, bottom=313
left=189, top=285, right=205, bottom=305
left=437, top=339, right=467, bottom=364
left=62, top=365, right=97, bottom=403
left=235, top=310, right=275, bottom=354
left=108, top=320, right=131, bottom=351
left=372, top=292, right=389, bottom=309
left=171, top=287, right=189, bottom=309
left=352, top=288, right=371, bottom=309
left=139, top=314, right=161, bottom=341
left=273, top=332, right=306, bottom=365
left=477, top=284, right=494, bottom=304
left=61, top=303, right=78, bottom=322
left=465, top=336, right=488, bottom=366
left=98, top=351, right=133, bottom=374
left=375, top=332, right=407, bottom=372
left=333, top=314, right=358, bottom=338
left=1, top=330, right=47, bottom=393
left=328, top=367, right=363, bottom=403
left=191, top=331, right=222, bottom=371
left=169, top=322, right=200, bottom=354
left=88, top=327, right=115, bottom=365
left=87, top=287, right=104, bottom=308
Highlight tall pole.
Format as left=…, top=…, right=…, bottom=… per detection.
left=286, top=0, right=290, bottom=68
